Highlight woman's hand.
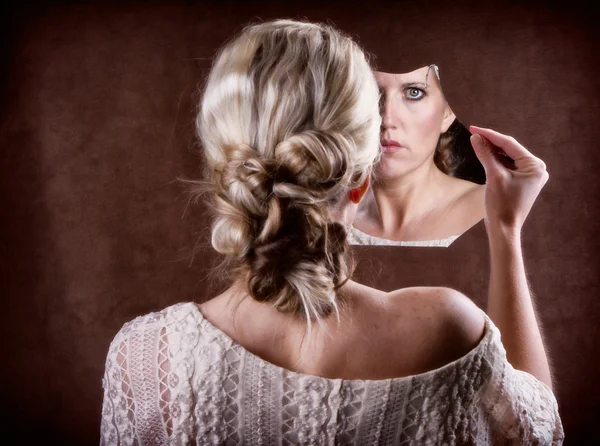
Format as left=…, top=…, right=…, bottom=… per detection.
left=469, top=125, right=549, bottom=234
left=471, top=126, right=553, bottom=389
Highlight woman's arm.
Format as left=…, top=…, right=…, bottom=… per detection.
left=470, top=126, right=552, bottom=389
left=100, top=333, right=138, bottom=446
left=487, top=225, right=552, bottom=389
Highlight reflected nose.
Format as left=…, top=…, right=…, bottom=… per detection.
left=380, top=96, right=398, bottom=131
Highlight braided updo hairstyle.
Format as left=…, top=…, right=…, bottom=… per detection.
left=196, top=20, right=381, bottom=332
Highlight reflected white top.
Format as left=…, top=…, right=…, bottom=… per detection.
left=347, top=225, right=461, bottom=247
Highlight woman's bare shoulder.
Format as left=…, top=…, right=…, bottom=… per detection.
left=388, top=286, right=483, bottom=318
left=439, top=177, right=485, bottom=230
left=443, top=175, right=484, bottom=202
left=461, top=181, right=485, bottom=204
left=332, top=283, right=487, bottom=377
left=355, top=284, right=484, bottom=327
left=385, top=287, right=487, bottom=360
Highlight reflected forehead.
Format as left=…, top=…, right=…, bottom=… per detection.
left=375, top=66, right=431, bottom=85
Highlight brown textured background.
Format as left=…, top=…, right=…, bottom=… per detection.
left=1, top=0, right=598, bottom=444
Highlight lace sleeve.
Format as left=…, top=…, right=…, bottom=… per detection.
left=477, top=338, right=565, bottom=445
left=100, top=323, right=139, bottom=446
left=100, top=314, right=173, bottom=446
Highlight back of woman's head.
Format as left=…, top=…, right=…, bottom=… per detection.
left=197, top=19, right=380, bottom=328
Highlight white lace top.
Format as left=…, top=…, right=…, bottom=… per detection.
left=100, top=302, right=564, bottom=445
left=347, top=226, right=461, bottom=247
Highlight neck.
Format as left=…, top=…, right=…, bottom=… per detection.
left=366, top=161, right=448, bottom=233
left=218, top=277, right=363, bottom=341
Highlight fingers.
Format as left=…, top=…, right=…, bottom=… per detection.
left=469, top=125, right=531, bottom=161
left=470, top=133, right=503, bottom=174
left=470, top=125, right=549, bottom=178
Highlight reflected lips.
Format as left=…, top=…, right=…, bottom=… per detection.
left=381, top=139, right=405, bottom=154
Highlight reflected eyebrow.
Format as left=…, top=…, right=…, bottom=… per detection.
left=400, top=81, right=428, bottom=89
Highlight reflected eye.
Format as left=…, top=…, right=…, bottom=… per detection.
left=405, top=87, right=425, bottom=101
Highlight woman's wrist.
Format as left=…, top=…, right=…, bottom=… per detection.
left=485, top=220, right=522, bottom=246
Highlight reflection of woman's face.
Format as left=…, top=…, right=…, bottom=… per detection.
left=375, top=67, right=454, bottom=180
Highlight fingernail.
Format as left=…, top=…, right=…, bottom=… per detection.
left=471, top=134, right=483, bottom=148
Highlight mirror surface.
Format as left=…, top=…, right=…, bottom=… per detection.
left=349, top=65, right=486, bottom=247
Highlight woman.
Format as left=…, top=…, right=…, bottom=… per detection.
left=350, top=65, right=486, bottom=246
left=100, top=19, right=563, bottom=445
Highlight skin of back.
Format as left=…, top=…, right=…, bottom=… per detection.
left=343, top=286, right=487, bottom=379
left=198, top=283, right=486, bottom=381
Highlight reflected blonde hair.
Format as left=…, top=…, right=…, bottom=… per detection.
left=195, top=19, right=380, bottom=337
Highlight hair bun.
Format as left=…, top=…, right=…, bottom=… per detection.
left=274, top=130, right=353, bottom=195
left=214, top=138, right=353, bottom=321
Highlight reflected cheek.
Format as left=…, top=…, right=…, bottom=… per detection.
left=409, top=109, right=443, bottom=149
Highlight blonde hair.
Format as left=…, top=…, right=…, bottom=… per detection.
left=195, top=19, right=381, bottom=338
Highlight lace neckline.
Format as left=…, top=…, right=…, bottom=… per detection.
left=188, top=302, right=493, bottom=384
